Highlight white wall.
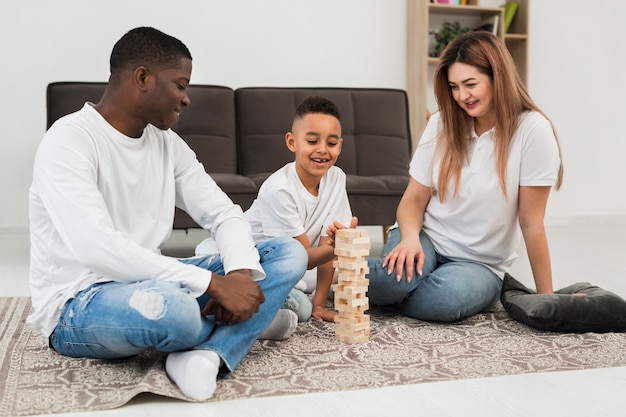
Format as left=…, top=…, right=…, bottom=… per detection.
left=0, top=0, right=624, bottom=229
left=528, top=1, right=626, bottom=222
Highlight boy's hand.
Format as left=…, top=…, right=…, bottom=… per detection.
left=325, top=216, right=358, bottom=247
left=202, top=269, right=265, bottom=324
left=312, top=305, right=337, bottom=322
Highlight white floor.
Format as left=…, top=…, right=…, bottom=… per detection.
left=1, top=223, right=625, bottom=417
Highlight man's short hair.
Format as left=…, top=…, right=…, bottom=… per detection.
left=295, top=96, right=341, bottom=121
left=109, top=27, right=192, bottom=74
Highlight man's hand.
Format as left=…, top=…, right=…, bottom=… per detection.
left=202, top=269, right=265, bottom=324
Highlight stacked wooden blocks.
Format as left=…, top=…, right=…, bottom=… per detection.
left=333, top=228, right=371, bottom=343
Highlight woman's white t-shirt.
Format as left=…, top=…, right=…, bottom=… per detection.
left=410, top=111, right=561, bottom=277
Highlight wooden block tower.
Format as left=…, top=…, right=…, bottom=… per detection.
left=333, top=228, right=371, bottom=343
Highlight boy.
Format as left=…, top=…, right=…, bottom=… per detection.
left=242, top=96, right=356, bottom=323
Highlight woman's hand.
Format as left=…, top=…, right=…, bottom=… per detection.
left=382, top=235, right=424, bottom=283
left=388, top=178, right=431, bottom=283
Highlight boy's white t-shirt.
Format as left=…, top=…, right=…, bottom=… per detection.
left=197, top=162, right=353, bottom=292
left=410, top=110, right=561, bottom=277
left=245, top=162, right=352, bottom=245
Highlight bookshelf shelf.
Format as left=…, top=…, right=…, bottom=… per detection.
left=406, top=0, right=529, bottom=149
left=504, top=33, right=527, bottom=40
left=429, top=4, right=505, bottom=16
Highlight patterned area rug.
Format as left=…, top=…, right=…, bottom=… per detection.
left=1, top=297, right=625, bottom=416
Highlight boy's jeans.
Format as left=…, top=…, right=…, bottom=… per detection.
left=50, top=236, right=306, bottom=375
left=367, top=228, right=502, bottom=322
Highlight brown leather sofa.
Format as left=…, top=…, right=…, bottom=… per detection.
left=46, top=83, right=412, bottom=228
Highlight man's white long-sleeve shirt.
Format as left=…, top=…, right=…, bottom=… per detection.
left=28, top=103, right=264, bottom=339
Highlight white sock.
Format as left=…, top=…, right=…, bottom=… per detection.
left=257, top=309, right=298, bottom=340
left=165, top=350, right=222, bottom=401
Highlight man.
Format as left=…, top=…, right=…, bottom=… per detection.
left=28, top=26, right=306, bottom=401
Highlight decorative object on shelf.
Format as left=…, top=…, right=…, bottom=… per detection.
left=502, top=1, right=519, bottom=32
left=433, top=0, right=466, bottom=4
left=429, top=21, right=471, bottom=57
left=475, top=14, right=500, bottom=35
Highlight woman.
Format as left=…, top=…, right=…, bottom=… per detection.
left=366, top=31, right=563, bottom=322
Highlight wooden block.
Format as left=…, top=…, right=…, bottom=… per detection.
left=335, top=333, right=368, bottom=344
left=335, top=276, right=370, bottom=288
left=338, top=309, right=367, bottom=319
left=335, top=268, right=369, bottom=277
left=333, top=283, right=369, bottom=294
left=337, top=271, right=369, bottom=282
left=334, top=247, right=370, bottom=258
left=334, top=314, right=370, bottom=325
left=336, top=321, right=370, bottom=332
left=335, top=295, right=369, bottom=308
left=335, top=236, right=371, bottom=246
left=335, top=291, right=367, bottom=302
left=335, top=229, right=369, bottom=239
left=335, top=301, right=369, bottom=313
left=335, top=296, right=368, bottom=309
left=335, top=229, right=371, bottom=251
left=335, top=289, right=368, bottom=299
left=335, top=326, right=370, bottom=338
left=333, top=259, right=368, bottom=270
left=335, top=241, right=371, bottom=250
left=335, top=328, right=370, bottom=344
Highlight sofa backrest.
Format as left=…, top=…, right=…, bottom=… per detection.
left=46, top=82, right=107, bottom=129
left=235, top=87, right=412, bottom=177
left=46, top=82, right=238, bottom=175
left=173, top=85, right=237, bottom=175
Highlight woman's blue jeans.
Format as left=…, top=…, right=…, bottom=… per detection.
left=50, top=236, right=307, bottom=375
left=367, top=228, right=502, bottom=322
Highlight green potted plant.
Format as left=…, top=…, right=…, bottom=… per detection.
left=429, top=21, right=470, bottom=57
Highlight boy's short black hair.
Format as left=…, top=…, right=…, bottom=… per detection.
left=294, top=96, right=341, bottom=121
left=109, top=27, right=192, bottom=75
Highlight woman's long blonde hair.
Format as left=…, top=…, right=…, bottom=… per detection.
left=433, top=31, right=563, bottom=201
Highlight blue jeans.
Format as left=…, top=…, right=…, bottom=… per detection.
left=282, top=288, right=312, bottom=322
left=367, top=228, right=502, bottom=322
left=50, top=236, right=307, bottom=375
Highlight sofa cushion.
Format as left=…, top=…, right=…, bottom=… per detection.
left=346, top=175, right=409, bottom=195
left=501, top=273, right=626, bottom=333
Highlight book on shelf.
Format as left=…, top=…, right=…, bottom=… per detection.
left=433, top=0, right=468, bottom=4
left=433, top=0, right=468, bottom=5
left=502, top=1, right=519, bottom=33
left=475, top=14, right=499, bottom=35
